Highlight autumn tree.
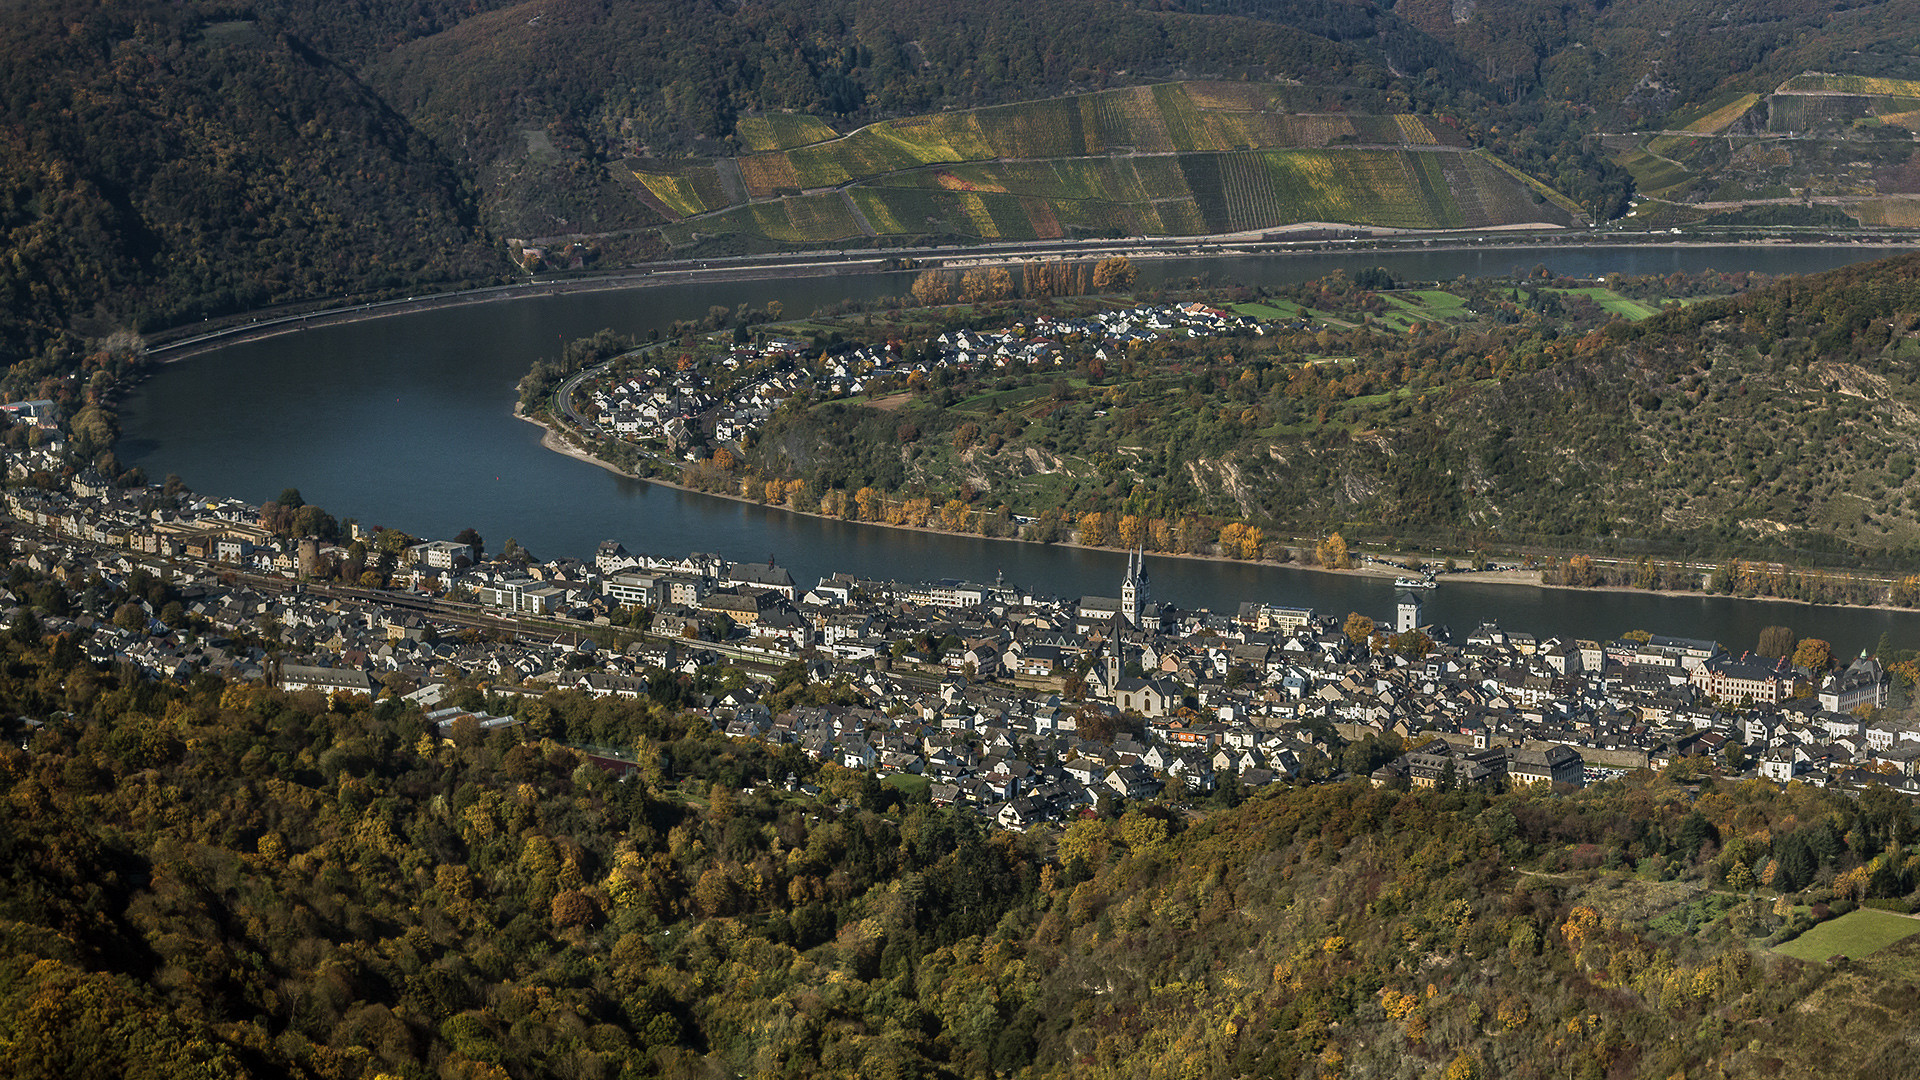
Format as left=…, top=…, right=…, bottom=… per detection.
left=1757, top=625, right=1795, bottom=658
left=1078, top=511, right=1107, bottom=547
left=1316, top=532, right=1350, bottom=569
left=1219, top=522, right=1247, bottom=557
left=1792, top=637, right=1832, bottom=673
left=1565, top=554, right=1597, bottom=587
left=1344, top=612, right=1375, bottom=645
left=911, top=270, right=952, bottom=306
left=1893, top=575, right=1920, bottom=606
left=1092, top=255, right=1137, bottom=291
left=551, top=889, right=597, bottom=928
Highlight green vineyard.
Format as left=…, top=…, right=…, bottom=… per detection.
left=735, top=113, right=840, bottom=152
left=646, top=81, right=1581, bottom=247
left=630, top=164, right=730, bottom=217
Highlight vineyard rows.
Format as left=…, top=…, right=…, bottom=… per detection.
left=735, top=113, right=839, bottom=152
left=648, top=82, right=1579, bottom=247
left=682, top=148, right=1570, bottom=246
left=1782, top=74, right=1920, bottom=97
left=1682, top=93, right=1762, bottom=134
left=631, top=168, right=722, bottom=218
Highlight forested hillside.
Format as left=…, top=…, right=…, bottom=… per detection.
left=0, top=0, right=498, bottom=369
left=1, top=603, right=1917, bottom=1080
left=4, top=0, right=1920, bottom=393
left=715, top=253, right=1920, bottom=573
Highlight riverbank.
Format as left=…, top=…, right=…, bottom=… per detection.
left=521, top=404, right=1615, bottom=598
left=518, top=405, right=1920, bottom=619
left=142, top=234, right=1915, bottom=365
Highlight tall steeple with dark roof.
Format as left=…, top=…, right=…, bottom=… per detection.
left=1121, top=546, right=1151, bottom=627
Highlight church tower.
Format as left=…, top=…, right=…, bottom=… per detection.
left=1120, top=546, right=1151, bottom=626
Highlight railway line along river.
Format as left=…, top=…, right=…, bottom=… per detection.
left=116, top=244, right=1920, bottom=655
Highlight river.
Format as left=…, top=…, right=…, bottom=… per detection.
left=115, top=244, right=1920, bottom=655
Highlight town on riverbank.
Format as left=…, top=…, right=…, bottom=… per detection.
left=5, top=431, right=1919, bottom=833
left=518, top=263, right=1920, bottom=612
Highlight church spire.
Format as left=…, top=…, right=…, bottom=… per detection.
left=1121, top=544, right=1151, bottom=627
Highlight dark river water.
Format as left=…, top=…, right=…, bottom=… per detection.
left=116, top=244, right=1920, bottom=655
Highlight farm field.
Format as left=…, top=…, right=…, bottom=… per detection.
left=729, top=82, right=1484, bottom=202
left=1853, top=198, right=1920, bottom=227
left=646, top=82, right=1582, bottom=246
left=659, top=193, right=865, bottom=246
left=629, top=164, right=730, bottom=217
left=1617, top=148, right=1690, bottom=195
left=1774, top=909, right=1920, bottom=962
left=735, top=113, right=839, bottom=152
left=1780, top=73, right=1920, bottom=97
left=687, top=146, right=1572, bottom=246
left=1671, top=92, right=1762, bottom=133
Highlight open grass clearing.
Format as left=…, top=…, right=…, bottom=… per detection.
left=1775, top=908, right=1920, bottom=962
left=950, top=383, right=1056, bottom=413
left=1543, top=287, right=1663, bottom=320
left=1230, top=301, right=1303, bottom=319
left=882, top=773, right=931, bottom=797
left=1377, top=290, right=1471, bottom=328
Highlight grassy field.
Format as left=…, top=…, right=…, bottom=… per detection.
left=1775, top=908, right=1920, bottom=962
left=881, top=773, right=931, bottom=797
left=1230, top=301, right=1306, bottom=319
left=1545, top=286, right=1662, bottom=320
left=1374, top=289, right=1471, bottom=330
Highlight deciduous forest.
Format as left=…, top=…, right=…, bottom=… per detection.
left=1, top=583, right=1918, bottom=1079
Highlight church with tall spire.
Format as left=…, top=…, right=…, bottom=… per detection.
left=1120, top=545, right=1151, bottom=627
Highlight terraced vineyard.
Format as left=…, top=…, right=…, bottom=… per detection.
left=629, top=164, right=730, bottom=217
left=735, top=113, right=839, bottom=152
left=646, top=81, right=1580, bottom=247
left=660, top=193, right=865, bottom=246
left=1678, top=92, right=1762, bottom=134
left=1615, top=70, right=1920, bottom=222
left=1780, top=74, right=1920, bottom=97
